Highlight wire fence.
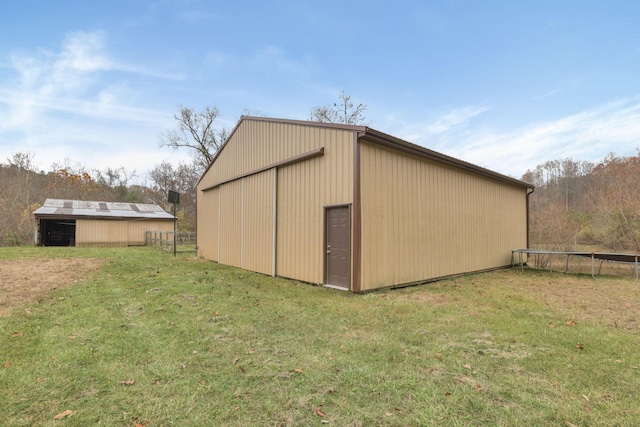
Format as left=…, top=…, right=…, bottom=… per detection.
left=146, top=231, right=196, bottom=254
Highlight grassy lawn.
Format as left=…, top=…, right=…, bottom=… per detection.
left=1, top=247, right=639, bottom=426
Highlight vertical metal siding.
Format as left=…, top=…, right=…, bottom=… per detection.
left=360, top=142, right=527, bottom=291
left=197, top=188, right=219, bottom=260
left=241, top=170, right=274, bottom=275
left=127, top=220, right=173, bottom=245
left=276, top=133, right=353, bottom=283
left=76, top=220, right=128, bottom=246
left=218, top=180, right=243, bottom=267
left=77, top=219, right=173, bottom=246
left=197, top=120, right=354, bottom=283
left=198, top=121, right=350, bottom=191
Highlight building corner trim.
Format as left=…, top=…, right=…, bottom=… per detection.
left=352, top=133, right=362, bottom=292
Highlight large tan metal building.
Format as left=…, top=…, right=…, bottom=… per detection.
left=33, top=199, right=175, bottom=247
left=196, top=117, right=533, bottom=292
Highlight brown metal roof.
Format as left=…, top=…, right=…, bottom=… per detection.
left=198, top=116, right=533, bottom=190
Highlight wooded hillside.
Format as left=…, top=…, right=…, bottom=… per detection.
left=2, top=149, right=640, bottom=251
left=524, top=150, right=640, bottom=252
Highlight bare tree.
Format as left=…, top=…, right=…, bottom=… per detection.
left=148, top=160, right=201, bottom=231
left=161, top=105, right=230, bottom=173
left=310, top=91, right=368, bottom=125
left=0, top=152, right=43, bottom=245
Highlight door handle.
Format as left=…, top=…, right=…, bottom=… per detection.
left=327, top=244, right=331, bottom=254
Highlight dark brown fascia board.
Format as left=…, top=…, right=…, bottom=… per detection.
left=239, top=115, right=367, bottom=132
left=200, top=147, right=325, bottom=192
left=359, top=128, right=534, bottom=190
left=196, top=116, right=367, bottom=186
left=196, top=118, right=242, bottom=186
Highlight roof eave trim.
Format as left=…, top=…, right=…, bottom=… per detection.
left=34, top=214, right=175, bottom=221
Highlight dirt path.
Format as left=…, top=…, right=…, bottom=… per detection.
left=0, top=258, right=104, bottom=316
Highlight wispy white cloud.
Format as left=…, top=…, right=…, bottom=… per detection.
left=247, top=45, right=315, bottom=80
left=0, top=30, right=186, bottom=178
left=0, top=31, right=175, bottom=127
left=423, top=106, right=490, bottom=135
left=393, top=105, right=490, bottom=142
left=434, top=98, right=640, bottom=178
left=533, top=89, right=558, bottom=99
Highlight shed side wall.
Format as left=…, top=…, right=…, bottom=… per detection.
left=128, top=220, right=174, bottom=245
left=76, top=220, right=128, bottom=246
left=359, top=141, right=527, bottom=291
left=76, top=219, right=174, bottom=246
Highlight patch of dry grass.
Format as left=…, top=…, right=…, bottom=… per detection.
left=489, top=268, right=640, bottom=330
left=0, top=258, right=103, bottom=316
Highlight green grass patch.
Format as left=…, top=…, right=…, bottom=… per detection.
left=1, top=247, right=639, bottom=426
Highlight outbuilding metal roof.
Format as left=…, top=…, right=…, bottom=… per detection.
left=33, top=199, right=175, bottom=220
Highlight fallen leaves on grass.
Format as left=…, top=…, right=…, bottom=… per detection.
left=315, top=405, right=327, bottom=417
left=2, top=361, right=10, bottom=368
left=232, top=357, right=239, bottom=365
left=577, top=343, right=585, bottom=350
left=132, top=417, right=149, bottom=427
left=120, top=379, right=135, bottom=386
left=11, top=331, right=22, bottom=337
left=566, top=320, right=577, bottom=326
left=54, top=410, right=74, bottom=420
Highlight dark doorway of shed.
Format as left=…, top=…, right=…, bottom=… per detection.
left=325, top=205, right=351, bottom=290
left=40, top=219, right=76, bottom=246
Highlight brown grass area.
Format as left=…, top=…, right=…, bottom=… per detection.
left=0, top=258, right=103, bottom=316
left=510, top=271, right=640, bottom=330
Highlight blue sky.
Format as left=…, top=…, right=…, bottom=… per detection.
left=1, top=1, right=639, bottom=183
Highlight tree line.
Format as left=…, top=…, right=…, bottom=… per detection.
left=524, top=152, right=640, bottom=252
left=0, top=92, right=367, bottom=246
